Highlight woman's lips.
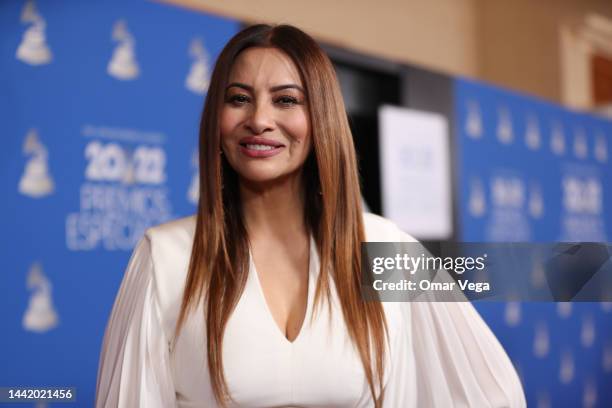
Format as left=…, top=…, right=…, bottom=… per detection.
left=238, top=136, right=284, bottom=147
left=238, top=136, right=285, bottom=158
left=239, top=143, right=284, bottom=158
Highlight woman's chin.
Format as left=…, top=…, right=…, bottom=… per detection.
left=237, top=168, right=301, bottom=187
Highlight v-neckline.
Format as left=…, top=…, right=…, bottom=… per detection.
left=249, top=233, right=317, bottom=346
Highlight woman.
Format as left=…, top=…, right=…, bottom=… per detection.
left=95, top=24, right=525, bottom=407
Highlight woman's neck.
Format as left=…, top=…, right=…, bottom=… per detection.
left=239, top=172, right=308, bottom=241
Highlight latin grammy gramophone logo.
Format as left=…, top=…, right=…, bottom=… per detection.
left=580, top=315, right=595, bottom=348
left=536, top=392, right=551, bottom=408
left=504, top=301, right=521, bottom=327
left=528, top=182, right=544, bottom=219
left=530, top=254, right=546, bottom=289
left=22, top=262, right=59, bottom=333
left=573, top=127, right=588, bottom=159
left=107, top=19, right=140, bottom=80
left=19, top=128, right=55, bottom=198
left=583, top=379, right=598, bottom=408
left=557, top=302, right=572, bottom=318
left=524, top=114, right=541, bottom=151
left=559, top=349, right=574, bottom=384
left=496, top=106, right=513, bottom=144
left=465, top=100, right=482, bottom=139
left=185, top=38, right=211, bottom=94
left=15, top=0, right=52, bottom=66
left=603, top=343, right=612, bottom=372
left=594, top=132, right=608, bottom=163
left=550, top=121, right=566, bottom=156
left=468, top=177, right=486, bottom=217
left=187, top=150, right=199, bottom=205
left=532, top=322, right=549, bottom=358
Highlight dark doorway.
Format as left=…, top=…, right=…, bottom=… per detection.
left=328, top=54, right=402, bottom=215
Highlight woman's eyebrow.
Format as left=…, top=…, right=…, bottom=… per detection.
left=226, top=82, right=253, bottom=92
left=226, top=82, right=304, bottom=93
left=270, top=84, right=305, bottom=93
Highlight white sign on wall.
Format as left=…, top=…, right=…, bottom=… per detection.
left=379, top=105, right=452, bottom=239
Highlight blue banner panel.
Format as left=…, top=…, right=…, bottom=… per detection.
left=455, top=78, right=612, bottom=243
left=455, top=77, right=612, bottom=407
left=0, top=0, right=239, bottom=406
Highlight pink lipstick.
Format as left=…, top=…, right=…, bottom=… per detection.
left=238, top=136, right=285, bottom=158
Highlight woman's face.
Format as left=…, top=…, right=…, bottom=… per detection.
left=220, top=47, right=311, bottom=185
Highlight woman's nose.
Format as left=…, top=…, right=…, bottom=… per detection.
left=245, top=102, right=275, bottom=134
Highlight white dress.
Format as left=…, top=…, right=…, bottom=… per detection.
left=95, top=213, right=526, bottom=408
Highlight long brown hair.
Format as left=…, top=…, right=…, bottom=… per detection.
left=174, top=24, right=388, bottom=407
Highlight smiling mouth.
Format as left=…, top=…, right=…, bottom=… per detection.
left=240, top=143, right=281, bottom=151
left=238, top=142, right=285, bottom=158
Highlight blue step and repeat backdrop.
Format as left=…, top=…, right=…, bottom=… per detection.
left=0, top=0, right=240, bottom=406
left=456, top=78, right=612, bottom=407
left=1, top=0, right=611, bottom=407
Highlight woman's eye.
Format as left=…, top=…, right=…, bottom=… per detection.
left=275, top=96, right=299, bottom=106
left=227, top=94, right=250, bottom=105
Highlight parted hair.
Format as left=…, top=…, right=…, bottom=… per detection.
left=174, top=24, right=389, bottom=407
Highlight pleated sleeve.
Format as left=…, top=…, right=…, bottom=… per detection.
left=382, top=230, right=526, bottom=407
left=95, top=236, right=177, bottom=408
left=409, top=301, right=526, bottom=407
left=382, top=302, right=417, bottom=407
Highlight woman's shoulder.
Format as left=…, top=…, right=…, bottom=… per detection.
left=141, top=215, right=197, bottom=326
left=142, top=214, right=196, bottom=284
left=362, top=213, right=418, bottom=329
left=145, top=214, right=197, bottom=248
left=362, top=212, right=418, bottom=243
